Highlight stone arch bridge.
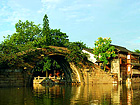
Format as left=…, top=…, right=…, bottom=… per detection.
left=0, top=46, right=115, bottom=87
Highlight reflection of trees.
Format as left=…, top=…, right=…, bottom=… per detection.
left=2, top=83, right=140, bottom=105
left=111, top=84, right=121, bottom=104
left=33, top=84, right=115, bottom=105
left=131, top=84, right=140, bottom=105
left=33, top=84, right=71, bottom=105
left=75, top=84, right=114, bottom=105
left=32, top=84, right=140, bottom=105
left=0, top=87, right=35, bottom=105
left=120, top=84, right=133, bottom=105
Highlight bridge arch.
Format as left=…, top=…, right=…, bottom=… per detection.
left=0, top=46, right=116, bottom=87
left=30, top=46, right=83, bottom=84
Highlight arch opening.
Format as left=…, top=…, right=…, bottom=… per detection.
left=32, top=54, right=81, bottom=85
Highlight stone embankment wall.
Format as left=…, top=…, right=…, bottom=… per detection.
left=70, top=63, right=115, bottom=84
left=0, top=65, right=116, bottom=87
left=132, top=78, right=140, bottom=83
left=0, top=69, right=29, bottom=87
left=81, top=65, right=115, bottom=84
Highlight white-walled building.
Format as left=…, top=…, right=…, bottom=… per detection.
left=82, top=49, right=97, bottom=64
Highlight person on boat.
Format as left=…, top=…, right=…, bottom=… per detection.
left=56, top=72, right=61, bottom=80
left=49, top=73, right=52, bottom=79
left=62, top=73, right=65, bottom=80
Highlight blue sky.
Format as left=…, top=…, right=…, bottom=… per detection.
left=0, top=0, right=140, bottom=51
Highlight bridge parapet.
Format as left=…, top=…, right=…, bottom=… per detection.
left=33, top=76, right=47, bottom=84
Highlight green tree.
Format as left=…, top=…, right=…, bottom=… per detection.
left=1, top=20, right=41, bottom=54
left=66, top=41, right=88, bottom=66
left=33, top=56, right=61, bottom=72
left=33, top=14, right=69, bottom=48
left=15, top=20, right=41, bottom=44
left=50, top=29, right=69, bottom=47
left=0, top=20, right=42, bottom=69
left=42, top=14, right=51, bottom=46
left=43, top=14, right=50, bottom=34
left=93, top=37, right=116, bottom=70
left=0, top=14, right=88, bottom=71
left=134, top=49, right=140, bottom=53
left=0, top=14, right=68, bottom=70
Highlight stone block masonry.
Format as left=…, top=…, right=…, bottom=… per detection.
left=82, top=67, right=115, bottom=84
left=0, top=69, right=29, bottom=87
left=0, top=64, right=116, bottom=87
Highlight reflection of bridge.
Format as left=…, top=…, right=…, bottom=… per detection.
left=33, top=76, right=65, bottom=84
left=32, top=83, right=135, bottom=105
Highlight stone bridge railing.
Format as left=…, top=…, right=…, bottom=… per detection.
left=33, top=76, right=47, bottom=84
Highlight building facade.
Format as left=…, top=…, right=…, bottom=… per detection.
left=83, top=45, right=140, bottom=83
left=110, top=45, right=140, bottom=83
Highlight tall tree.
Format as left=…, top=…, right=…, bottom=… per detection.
left=93, top=37, right=116, bottom=70
left=50, top=29, right=69, bottom=47
left=0, top=14, right=88, bottom=71
left=42, top=14, right=51, bottom=46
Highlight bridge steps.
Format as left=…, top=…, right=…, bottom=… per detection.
left=82, top=64, right=117, bottom=84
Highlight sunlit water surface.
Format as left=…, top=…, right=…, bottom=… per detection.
left=0, top=83, right=140, bottom=105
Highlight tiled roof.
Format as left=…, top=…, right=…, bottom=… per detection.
left=83, top=44, right=140, bottom=56
left=111, top=44, right=140, bottom=56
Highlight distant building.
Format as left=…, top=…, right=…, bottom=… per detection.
left=83, top=45, right=140, bottom=83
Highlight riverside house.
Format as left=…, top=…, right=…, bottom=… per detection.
left=110, top=45, right=140, bottom=83
left=83, top=45, right=140, bottom=83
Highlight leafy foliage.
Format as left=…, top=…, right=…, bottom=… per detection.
left=0, top=20, right=41, bottom=54
left=0, top=14, right=87, bottom=71
left=134, top=49, right=140, bottom=53
left=33, top=56, right=61, bottom=72
left=66, top=41, right=88, bottom=66
left=50, top=29, right=69, bottom=47
left=93, top=37, right=116, bottom=70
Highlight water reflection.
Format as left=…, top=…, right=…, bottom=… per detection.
left=0, top=83, right=140, bottom=105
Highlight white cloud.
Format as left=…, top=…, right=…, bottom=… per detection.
left=0, top=2, right=10, bottom=21
left=39, top=0, right=62, bottom=13
left=58, top=1, right=96, bottom=23
left=0, top=0, right=43, bottom=43
left=41, top=0, right=62, bottom=3
left=0, top=0, right=44, bottom=25
left=0, top=0, right=31, bottom=25
left=76, top=16, right=95, bottom=22
left=4, top=8, right=31, bottom=25
left=59, top=2, right=92, bottom=12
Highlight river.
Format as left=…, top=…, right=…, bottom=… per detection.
left=0, top=83, right=140, bottom=105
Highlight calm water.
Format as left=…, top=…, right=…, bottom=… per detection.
left=0, top=83, right=140, bottom=105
